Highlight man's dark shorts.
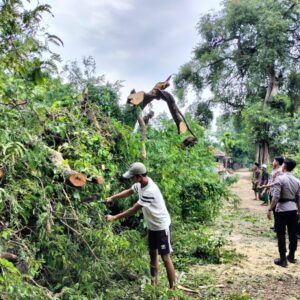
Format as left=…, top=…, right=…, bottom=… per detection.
left=148, top=226, right=172, bottom=256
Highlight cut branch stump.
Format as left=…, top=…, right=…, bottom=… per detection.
left=48, top=148, right=86, bottom=188
left=91, top=175, right=105, bottom=185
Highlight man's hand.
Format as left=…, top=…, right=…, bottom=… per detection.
left=106, top=214, right=116, bottom=222
left=267, top=210, right=272, bottom=220
left=105, top=197, right=114, bottom=205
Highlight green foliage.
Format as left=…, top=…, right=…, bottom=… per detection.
left=0, top=258, right=49, bottom=299
left=221, top=132, right=235, bottom=156
left=294, top=150, right=300, bottom=179
left=225, top=293, right=252, bottom=300
left=145, top=122, right=229, bottom=222
left=173, top=62, right=203, bottom=103
left=175, top=0, right=300, bottom=162
left=173, top=223, right=226, bottom=268
left=0, top=2, right=235, bottom=298
left=0, top=71, right=233, bottom=298
left=0, top=0, right=61, bottom=78
left=215, top=115, right=253, bottom=167
left=187, top=101, right=214, bottom=128
left=242, top=101, right=300, bottom=155
left=88, top=83, right=122, bottom=119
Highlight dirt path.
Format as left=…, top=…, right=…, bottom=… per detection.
left=231, top=170, right=269, bottom=212
left=193, top=170, right=300, bottom=299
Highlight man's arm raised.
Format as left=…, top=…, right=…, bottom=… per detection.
left=106, top=202, right=142, bottom=221
left=106, top=188, right=134, bottom=204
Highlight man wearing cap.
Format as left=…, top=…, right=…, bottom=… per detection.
left=105, top=162, right=175, bottom=289
left=267, top=158, right=300, bottom=267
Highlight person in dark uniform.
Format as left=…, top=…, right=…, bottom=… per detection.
left=267, top=158, right=300, bottom=267
left=259, top=164, right=269, bottom=204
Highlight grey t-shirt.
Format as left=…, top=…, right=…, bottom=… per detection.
left=272, top=172, right=300, bottom=212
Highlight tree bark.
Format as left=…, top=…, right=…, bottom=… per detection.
left=264, top=66, right=279, bottom=105
left=91, top=175, right=105, bottom=185
left=137, top=113, right=147, bottom=160
left=255, top=141, right=270, bottom=165
left=181, top=136, right=198, bottom=149
left=0, top=252, right=18, bottom=262
left=127, top=82, right=195, bottom=136
left=257, top=66, right=279, bottom=162
left=48, top=148, right=86, bottom=187
left=255, top=143, right=260, bottom=163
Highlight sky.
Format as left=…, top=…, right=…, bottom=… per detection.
left=41, top=0, right=222, bottom=111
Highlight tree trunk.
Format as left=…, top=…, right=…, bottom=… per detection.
left=259, top=66, right=278, bottom=162
left=264, top=65, right=279, bottom=105
left=255, top=143, right=260, bottom=163
left=255, top=141, right=270, bottom=165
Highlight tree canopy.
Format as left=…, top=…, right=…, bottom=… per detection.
left=175, top=0, right=300, bottom=163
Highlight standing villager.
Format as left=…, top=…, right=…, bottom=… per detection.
left=259, top=164, right=269, bottom=205
left=105, top=162, right=176, bottom=288
left=261, top=157, right=284, bottom=228
left=252, top=162, right=261, bottom=201
left=267, top=159, right=300, bottom=267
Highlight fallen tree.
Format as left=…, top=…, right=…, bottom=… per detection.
left=127, top=76, right=195, bottom=136
left=127, top=77, right=197, bottom=158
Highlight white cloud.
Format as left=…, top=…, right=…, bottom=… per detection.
left=40, top=0, right=222, bottom=107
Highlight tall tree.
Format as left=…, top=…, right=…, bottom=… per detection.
left=175, top=0, right=300, bottom=163
left=0, top=0, right=62, bottom=81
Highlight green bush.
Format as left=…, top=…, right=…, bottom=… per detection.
left=0, top=51, right=232, bottom=300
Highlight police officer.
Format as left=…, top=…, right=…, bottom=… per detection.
left=267, top=158, right=300, bottom=267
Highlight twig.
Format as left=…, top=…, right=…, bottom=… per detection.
left=177, top=285, right=199, bottom=294
left=177, top=284, right=225, bottom=294
left=199, top=284, right=225, bottom=289
left=30, top=278, right=55, bottom=300
left=58, top=218, right=99, bottom=261
left=62, top=189, right=79, bottom=221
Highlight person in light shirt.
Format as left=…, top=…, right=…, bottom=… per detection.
left=105, top=162, right=175, bottom=289
left=260, top=156, right=284, bottom=228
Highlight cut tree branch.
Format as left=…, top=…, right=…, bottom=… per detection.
left=127, top=78, right=195, bottom=136
left=48, top=147, right=86, bottom=187
left=137, top=113, right=147, bottom=160
left=81, top=88, right=111, bottom=141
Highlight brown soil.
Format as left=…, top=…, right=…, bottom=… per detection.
left=192, top=170, right=300, bottom=300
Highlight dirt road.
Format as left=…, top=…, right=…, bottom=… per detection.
left=194, top=170, right=300, bottom=299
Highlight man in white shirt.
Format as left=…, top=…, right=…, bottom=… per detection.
left=105, top=162, right=175, bottom=289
